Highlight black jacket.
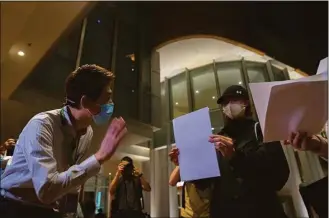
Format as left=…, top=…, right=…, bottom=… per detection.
left=210, top=118, right=290, bottom=218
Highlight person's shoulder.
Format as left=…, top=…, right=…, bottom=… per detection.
left=24, top=109, right=62, bottom=132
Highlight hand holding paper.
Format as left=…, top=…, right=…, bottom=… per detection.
left=249, top=73, right=328, bottom=142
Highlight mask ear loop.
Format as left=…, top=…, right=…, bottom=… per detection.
left=63, top=98, right=76, bottom=106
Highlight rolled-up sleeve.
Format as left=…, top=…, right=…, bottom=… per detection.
left=21, top=118, right=100, bottom=204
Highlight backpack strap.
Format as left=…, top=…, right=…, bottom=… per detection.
left=254, top=122, right=259, bottom=142
left=135, top=177, right=144, bottom=210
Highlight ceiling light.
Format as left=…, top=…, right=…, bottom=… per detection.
left=175, top=102, right=179, bottom=105
left=212, top=96, right=216, bottom=99
left=97, top=20, right=101, bottom=24
left=132, top=68, right=134, bottom=71
left=238, top=81, right=242, bottom=85
left=211, top=127, right=215, bottom=130
left=132, top=90, right=135, bottom=93
left=17, top=51, right=25, bottom=56
left=195, top=90, right=199, bottom=94
left=126, top=54, right=135, bottom=62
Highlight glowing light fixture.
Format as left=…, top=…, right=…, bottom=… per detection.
left=175, top=102, right=179, bottom=105
left=195, top=90, right=199, bottom=94
left=17, top=51, right=25, bottom=56
left=238, top=81, right=242, bottom=85
left=212, top=96, right=216, bottom=99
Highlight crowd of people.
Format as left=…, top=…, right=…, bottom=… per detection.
left=0, top=64, right=327, bottom=218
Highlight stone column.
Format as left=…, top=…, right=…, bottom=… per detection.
left=150, top=147, right=170, bottom=217
left=280, top=144, right=309, bottom=217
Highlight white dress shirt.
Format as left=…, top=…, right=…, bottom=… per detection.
left=0, top=106, right=100, bottom=208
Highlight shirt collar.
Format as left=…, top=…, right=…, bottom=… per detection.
left=61, top=106, right=87, bottom=137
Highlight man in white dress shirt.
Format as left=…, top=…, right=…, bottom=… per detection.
left=0, top=64, right=127, bottom=218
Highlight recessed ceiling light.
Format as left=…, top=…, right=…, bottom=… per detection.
left=212, top=96, right=216, bottom=99
left=211, top=127, right=214, bottom=130
left=17, top=51, right=25, bottom=56
left=175, top=102, right=179, bottom=105
left=195, top=90, right=199, bottom=94
left=238, top=81, right=242, bottom=85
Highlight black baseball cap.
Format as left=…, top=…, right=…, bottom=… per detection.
left=217, top=85, right=249, bottom=104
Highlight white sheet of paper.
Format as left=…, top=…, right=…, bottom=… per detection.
left=173, top=107, right=220, bottom=181
left=250, top=74, right=328, bottom=142
left=317, top=57, right=328, bottom=75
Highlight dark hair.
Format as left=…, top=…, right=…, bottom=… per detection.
left=65, top=64, right=114, bottom=108
left=121, top=156, right=133, bottom=164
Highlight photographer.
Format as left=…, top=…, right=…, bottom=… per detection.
left=109, top=156, right=151, bottom=218
left=0, top=138, right=16, bottom=171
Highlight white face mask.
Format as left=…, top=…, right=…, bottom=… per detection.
left=223, top=102, right=246, bottom=119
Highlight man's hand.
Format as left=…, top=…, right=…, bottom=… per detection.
left=286, top=131, right=326, bottom=154
left=209, top=135, right=235, bottom=158
left=169, top=147, right=179, bottom=166
left=95, top=117, right=127, bottom=164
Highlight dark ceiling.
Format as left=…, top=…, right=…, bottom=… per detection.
left=139, top=1, right=328, bottom=75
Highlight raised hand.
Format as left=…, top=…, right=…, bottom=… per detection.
left=0, top=138, right=16, bottom=155
left=169, top=147, right=180, bottom=166
left=133, top=167, right=142, bottom=177
left=95, top=117, right=127, bottom=164
left=286, top=132, right=326, bottom=157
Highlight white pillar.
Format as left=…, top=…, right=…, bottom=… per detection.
left=281, top=144, right=309, bottom=218
left=150, top=148, right=156, bottom=217
left=150, top=147, right=170, bottom=217
left=168, top=144, right=179, bottom=218
left=141, top=160, right=151, bottom=214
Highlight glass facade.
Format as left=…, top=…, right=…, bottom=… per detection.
left=190, top=64, right=218, bottom=110
left=170, top=73, right=189, bottom=118
left=154, top=59, right=290, bottom=149
left=83, top=174, right=110, bottom=216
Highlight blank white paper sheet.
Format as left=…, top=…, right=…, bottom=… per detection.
left=249, top=73, right=328, bottom=142
left=173, top=107, right=220, bottom=181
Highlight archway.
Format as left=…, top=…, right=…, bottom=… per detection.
left=149, top=35, right=317, bottom=218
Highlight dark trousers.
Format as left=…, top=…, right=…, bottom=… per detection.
left=112, top=210, right=145, bottom=218
left=0, top=196, right=62, bottom=218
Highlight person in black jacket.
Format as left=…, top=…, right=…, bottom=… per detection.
left=208, top=85, right=290, bottom=218
left=109, top=156, right=151, bottom=218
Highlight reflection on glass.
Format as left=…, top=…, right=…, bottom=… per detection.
left=271, top=66, right=286, bottom=81
left=170, top=73, right=189, bottom=118
left=210, top=109, right=224, bottom=133
left=216, top=62, right=245, bottom=94
left=246, top=63, right=269, bottom=83
left=80, top=3, right=115, bottom=68
left=190, top=65, right=218, bottom=110
left=112, top=17, right=139, bottom=119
